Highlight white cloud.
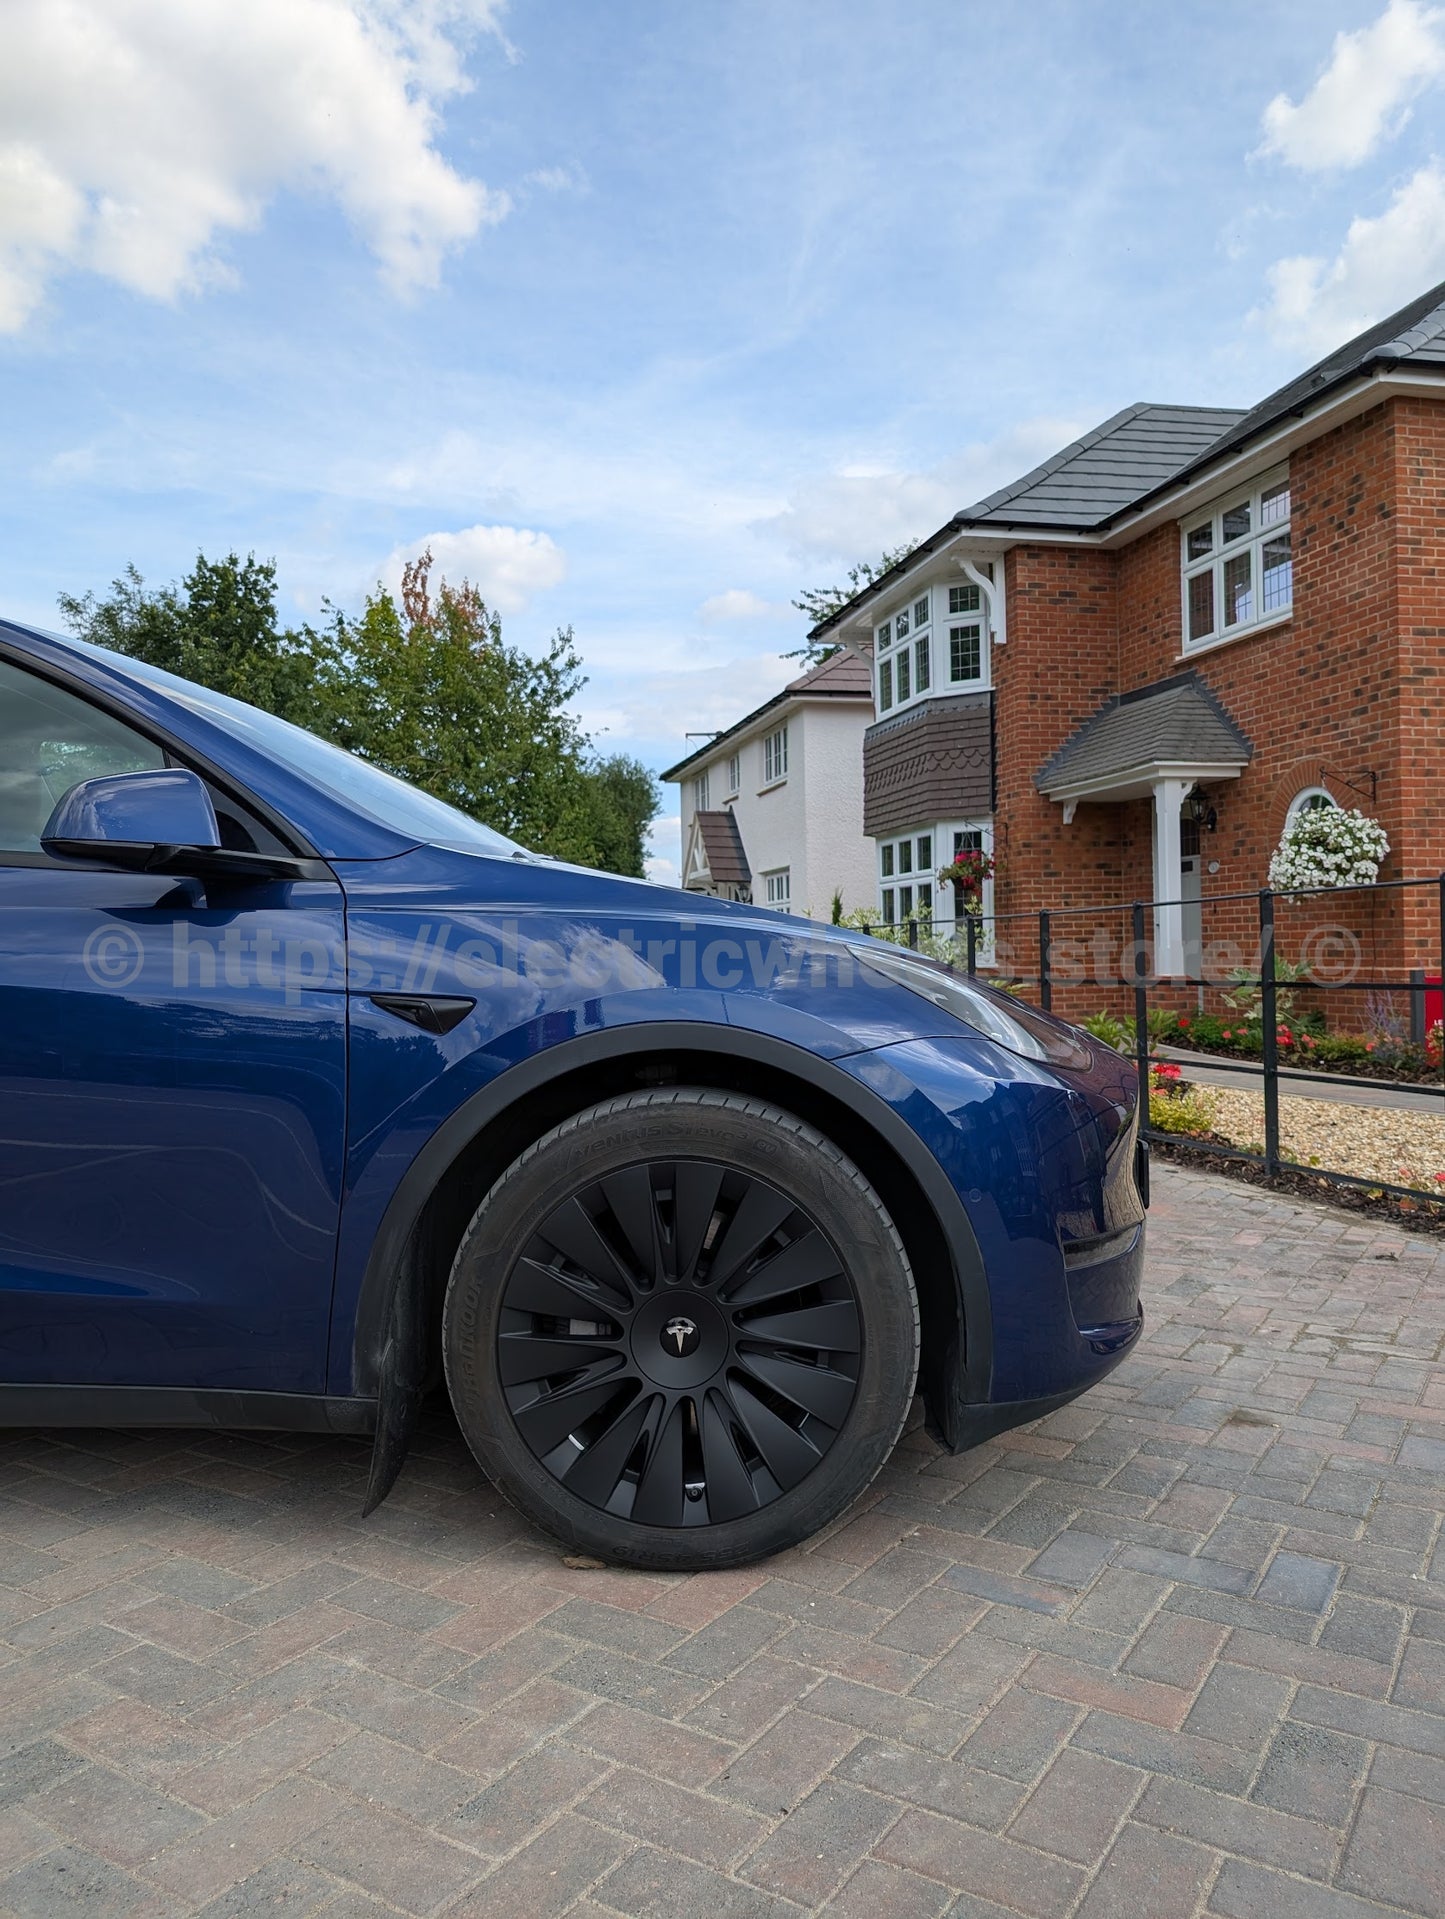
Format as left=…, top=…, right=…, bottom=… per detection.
left=645, top=816, right=680, bottom=890
left=1258, top=0, right=1445, bottom=172
left=1257, top=163, right=1445, bottom=354
left=760, top=418, right=1086, bottom=565
left=698, top=589, right=775, bottom=623
left=383, top=522, right=567, bottom=614
left=0, top=0, right=509, bottom=331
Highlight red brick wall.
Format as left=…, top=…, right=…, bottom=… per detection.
left=991, top=395, right=1445, bottom=1014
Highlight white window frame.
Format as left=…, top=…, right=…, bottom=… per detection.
left=1181, top=465, right=1292, bottom=653
left=1285, top=785, right=1337, bottom=828
left=725, top=752, right=740, bottom=796
left=762, top=725, right=789, bottom=786
left=763, top=868, right=791, bottom=911
left=874, top=582, right=988, bottom=716
left=876, top=819, right=994, bottom=948
left=694, top=768, right=710, bottom=812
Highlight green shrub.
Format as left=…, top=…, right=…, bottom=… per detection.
left=1146, top=1083, right=1220, bottom=1137
left=1081, top=1010, right=1131, bottom=1054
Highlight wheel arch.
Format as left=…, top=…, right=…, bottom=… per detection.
left=352, top=1024, right=992, bottom=1512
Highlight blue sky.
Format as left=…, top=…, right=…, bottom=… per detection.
left=4, top=0, right=1445, bottom=879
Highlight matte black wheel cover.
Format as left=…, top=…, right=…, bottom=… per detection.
left=443, top=1092, right=919, bottom=1570
left=497, top=1159, right=862, bottom=1528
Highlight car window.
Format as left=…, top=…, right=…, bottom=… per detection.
left=0, top=660, right=166, bottom=854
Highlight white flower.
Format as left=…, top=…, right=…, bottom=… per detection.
left=1268, top=808, right=1389, bottom=891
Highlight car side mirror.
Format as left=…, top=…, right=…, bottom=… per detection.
left=42, top=769, right=222, bottom=872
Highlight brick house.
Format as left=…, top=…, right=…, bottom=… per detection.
left=808, top=279, right=1445, bottom=997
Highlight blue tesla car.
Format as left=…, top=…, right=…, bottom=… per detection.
left=0, top=617, right=1145, bottom=1569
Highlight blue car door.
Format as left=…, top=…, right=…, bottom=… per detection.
left=0, top=658, right=347, bottom=1394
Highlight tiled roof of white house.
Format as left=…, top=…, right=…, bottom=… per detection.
left=661, top=648, right=872, bottom=782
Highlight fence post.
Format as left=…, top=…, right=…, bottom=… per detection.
left=906, top=918, right=918, bottom=950
left=1259, top=888, right=1281, bottom=1174
left=1038, top=911, right=1052, bottom=1012
left=965, top=911, right=978, bottom=978
left=1131, top=901, right=1150, bottom=1132
left=1411, top=967, right=1426, bottom=1045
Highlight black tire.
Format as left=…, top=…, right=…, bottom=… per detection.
left=441, top=1089, right=920, bottom=1571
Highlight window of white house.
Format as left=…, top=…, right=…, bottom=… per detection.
left=694, top=769, right=710, bottom=811
left=726, top=753, right=740, bottom=795
left=1182, top=467, right=1292, bottom=649
left=949, top=622, right=982, bottom=684
left=762, top=725, right=788, bottom=784
left=764, top=869, right=791, bottom=910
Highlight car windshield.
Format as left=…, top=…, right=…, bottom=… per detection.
left=67, top=636, right=529, bottom=858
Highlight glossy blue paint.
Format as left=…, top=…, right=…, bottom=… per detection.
left=0, top=617, right=1145, bottom=1431
left=43, top=768, right=220, bottom=855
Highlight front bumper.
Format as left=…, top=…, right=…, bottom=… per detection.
left=844, top=1033, right=1146, bottom=1449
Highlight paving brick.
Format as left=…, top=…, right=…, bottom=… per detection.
left=0, top=1840, right=150, bottom=1918
left=957, top=1686, right=1080, bottom=1783
left=876, top=1809, right=1085, bottom=1916
left=27, top=1761, right=202, bottom=1867
left=0, top=1737, right=86, bottom=1809
left=1024, top=1530, right=1117, bottom=1589
left=293, top=1804, right=482, bottom=1914
left=1136, top=1775, right=1335, bottom=1878
left=1074, top=1820, right=1217, bottom=1919
left=444, top=1744, right=608, bottom=1852
left=1338, top=1786, right=1445, bottom=1917
left=1114, top=1545, right=1252, bottom=1593
left=1121, top=1612, right=1228, bottom=1690
left=1005, top=1748, right=1143, bottom=1864
left=836, top=1739, right=1025, bottom=1831
left=663, top=1605, right=785, bottom=1678
left=595, top=1846, right=796, bottom=1919
left=1251, top=1721, right=1368, bottom=1825
left=144, top=1777, right=341, bottom=1905
left=1208, top=1856, right=1413, bottom=1919
left=192, top=1857, right=338, bottom=1919
left=1024, top=1654, right=1191, bottom=1730
left=739, top=1778, right=898, bottom=1903
left=712, top=1709, right=857, bottom=1812
left=825, top=1856, right=952, bottom=1918
left=1254, top=1551, right=1342, bottom=1613
left=305, top=1730, right=475, bottom=1821
left=1183, top=1662, right=1292, bottom=1752
left=1394, top=1637, right=1445, bottom=1715
left=445, top=1813, right=630, bottom=1919
left=567, top=1701, right=733, bottom=1788
left=940, top=1564, right=1073, bottom=1615
left=579, top=1767, right=767, bottom=1869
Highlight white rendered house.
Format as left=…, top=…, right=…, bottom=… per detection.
left=661, top=651, right=875, bottom=920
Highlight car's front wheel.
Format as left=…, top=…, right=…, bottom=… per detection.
left=442, top=1088, right=920, bottom=1571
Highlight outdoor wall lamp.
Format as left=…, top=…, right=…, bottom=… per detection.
left=1187, top=788, right=1218, bottom=832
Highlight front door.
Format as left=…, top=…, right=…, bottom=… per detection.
left=0, top=659, right=347, bottom=1393
left=1180, top=813, right=1203, bottom=984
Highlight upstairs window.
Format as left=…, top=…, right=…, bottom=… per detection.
left=875, top=588, right=933, bottom=714
left=726, top=753, right=740, bottom=795
left=763, top=725, right=788, bottom=784
left=1182, top=468, right=1291, bottom=649
left=694, top=769, right=710, bottom=811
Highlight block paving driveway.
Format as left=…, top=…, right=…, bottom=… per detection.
left=3, top=1163, right=1445, bottom=1919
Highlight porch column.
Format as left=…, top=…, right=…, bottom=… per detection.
left=1151, top=778, right=1192, bottom=977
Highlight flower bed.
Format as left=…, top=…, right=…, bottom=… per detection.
left=1157, top=1010, right=1445, bottom=1086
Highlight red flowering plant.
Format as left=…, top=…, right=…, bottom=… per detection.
left=936, top=847, right=996, bottom=910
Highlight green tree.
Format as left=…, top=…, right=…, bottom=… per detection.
left=580, top=752, right=661, bottom=879
left=58, top=553, right=329, bottom=722
left=788, top=545, right=916, bottom=662
left=59, top=549, right=660, bottom=877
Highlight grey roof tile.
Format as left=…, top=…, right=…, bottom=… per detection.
left=1036, top=673, right=1251, bottom=795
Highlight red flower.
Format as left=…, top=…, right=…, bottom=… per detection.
left=1177, top=1016, right=1191, bottom=1030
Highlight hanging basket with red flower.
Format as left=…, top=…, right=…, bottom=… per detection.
left=936, top=847, right=995, bottom=911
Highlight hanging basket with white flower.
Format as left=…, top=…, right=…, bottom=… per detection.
left=1267, top=805, right=1389, bottom=892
